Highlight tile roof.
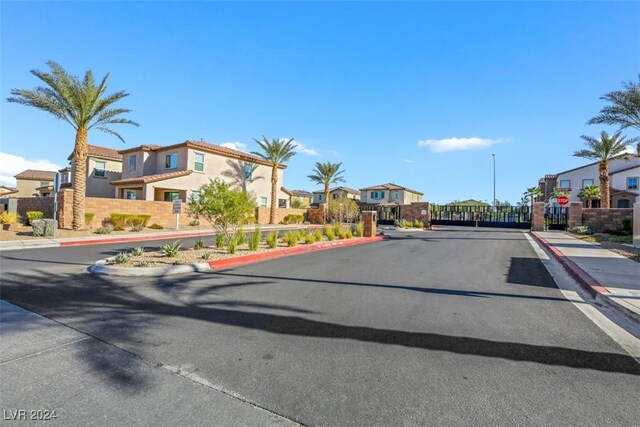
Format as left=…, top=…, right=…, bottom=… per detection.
left=14, top=169, right=56, bottom=181
left=333, top=186, right=360, bottom=195
left=610, top=164, right=640, bottom=175
left=359, top=183, right=424, bottom=195
left=281, top=187, right=293, bottom=196
left=68, top=144, right=123, bottom=161
left=290, top=189, right=314, bottom=197
left=111, top=170, right=193, bottom=186
left=0, top=185, right=18, bottom=194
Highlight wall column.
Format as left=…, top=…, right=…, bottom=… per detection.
left=362, top=211, right=377, bottom=237
left=633, top=203, right=640, bottom=247
left=532, top=202, right=545, bottom=231
left=568, top=202, right=582, bottom=229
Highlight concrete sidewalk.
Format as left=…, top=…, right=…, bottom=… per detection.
left=0, top=300, right=295, bottom=426
left=0, top=224, right=321, bottom=252
left=532, top=231, right=640, bottom=324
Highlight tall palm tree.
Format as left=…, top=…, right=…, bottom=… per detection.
left=577, top=184, right=601, bottom=208
left=251, top=137, right=296, bottom=224
left=588, top=75, right=640, bottom=132
left=7, top=61, right=138, bottom=230
left=308, top=162, right=346, bottom=222
left=574, top=131, right=637, bottom=209
left=524, top=186, right=543, bottom=211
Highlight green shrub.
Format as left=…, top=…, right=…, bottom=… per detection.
left=85, top=213, right=95, bottom=227
left=283, top=230, right=299, bottom=247
left=189, top=219, right=200, bottom=227
left=414, top=220, right=424, bottom=228
left=130, top=225, right=144, bottom=232
left=114, top=252, right=129, bottom=264
left=354, top=221, right=364, bottom=237
left=622, top=217, right=633, bottom=234
left=305, top=232, right=315, bottom=244
left=149, top=223, right=164, bottom=230
left=314, top=229, right=323, bottom=242
left=95, top=226, right=113, bottom=234
left=572, top=225, right=591, bottom=235
left=194, top=239, right=205, bottom=250
left=248, top=227, right=261, bottom=251
left=334, top=224, right=346, bottom=239
left=25, top=211, right=44, bottom=225
left=130, top=214, right=151, bottom=227
left=265, top=230, right=278, bottom=248
left=160, top=240, right=182, bottom=257
left=283, top=214, right=305, bottom=224
left=216, top=233, right=225, bottom=248
left=396, top=219, right=407, bottom=229
left=110, top=213, right=151, bottom=227
left=236, top=228, right=245, bottom=245
left=0, top=211, right=18, bottom=224
left=345, top=229, right=353, bottom=239
left=137, top=260, right=149, bottom=268
left=201, top=253, right=211, bottom=260
left=113, top=226, right=125, bottom=232
left=131, top=247, right=145, bottom=256
left=227, top=237, right=238, bottom=254
left=324, top=226, right=335, bottom=241
left=110, top=213, right=128, bottom=228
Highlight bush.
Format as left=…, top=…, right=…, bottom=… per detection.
left=283, top=230, right=299, bottom=247
left=227, top=237, right=237, bottom=254
left=324, top=226, right=335, bottom=241
left=149, top=223, right=164, bottom=230
left=622, top=217, right=633, bottom=234
left=236, top=228, right=245, bottom=245
left=110, top=213, right=151, bottom=228
left=194, top=239, right=205, bottom=250
left=25, top=211, right=44, bottom=225
left=248, top=227, right=261, bottom=251
left=571, top=225, right=591, bottom=235
left=31, top=220, right=46, bottom=236
left=95, top=226, right=113, bottom=235
left=334, top=224, right=346, bottom=239
left=201, top=253, right=211, bottom=260
left=283, top=214, right=304, bottom=224
left=314, top=229, right=323, bottom=242
left=189, top=219, right=200, bottom=227
left=216, top=233, right=225, bottom=248
left=354, top=221, right=364, bottom=237
left=265, top=230, right=278, bottom=248
left=130, top=225, right=144, bottom=232
left=305, top=232, right=315, bottom=244
left=137, top=260, right=149, bottom=268
left=130, top=214, right=151, bottom=227
left=113, top=226, right=125, bottom=232
left=85, top=213, right=95, bottom=227
left=345, top=229, right=353, bottom=239
left=396, top=219, right=407, bottom=229
left=131, top=247, right=145, bottom=256
left=114, top=252, right=129, bottom=264
left=160, top=240, right=182, bottom=257
left=0, top=211, right=18, bottom=224
left=414, top=220, right=424, bottom=228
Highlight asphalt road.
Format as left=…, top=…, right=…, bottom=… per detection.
left=1, top=227, right=639, bottom=426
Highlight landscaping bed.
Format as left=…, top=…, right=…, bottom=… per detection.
left=573, top=233, right=639, bottom=263
left=0, top=223, right=202, bottom=241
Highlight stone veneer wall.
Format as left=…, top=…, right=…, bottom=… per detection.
left=400, top=202, right=431, bottom=224
left=532, top=202, right=545, bottom=231
left=14, top=197, right=55, bottom=219
left=581, top=208, right=633, bottom=233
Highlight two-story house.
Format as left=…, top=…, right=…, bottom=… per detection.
left=286, top=189, right=314, bottom=208
left=13, top=169, right=56, bottom=197
left=359, top=183, right=423, bottom=205
left=68, top=145, right=123, bottom=198
left=111, top=140, right=289, bottom=207
left=311, top=186, right=361, bottom=205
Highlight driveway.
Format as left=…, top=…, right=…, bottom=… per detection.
left=1, top=227, right=639, bottom=425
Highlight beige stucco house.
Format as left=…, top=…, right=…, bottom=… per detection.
left=312, top=186, right=361, bottom=205
left=359, top=183, right=423, bottom=205
left=287, top=189, right=314, bottom=208
left=0, top=185, right=19, bottom=198
left=13, top=169, right=56, bottom=197
left=111, top=140, right=289, bottom=207
left=68, top=145, right=123, bottom=198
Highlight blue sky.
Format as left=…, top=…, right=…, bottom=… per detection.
left=2, top=1, right=639, bottom=204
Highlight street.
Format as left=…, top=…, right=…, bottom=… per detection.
left=1, top=227, right=639, bottom=426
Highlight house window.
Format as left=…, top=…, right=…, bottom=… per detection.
left=559, top=180, right=570, bottom=189
left=126, top=190, right=137, bottom=200
left=164, top=191, right=180, bottom=201
left=94, top=161, right=106, bottom=177
left=370, top=191, right=385, bottom=199
left=332, top=193, right=339, bottom=199
left=393, top=191, right=399, bottom=200
left=244, top=164, right=253, bottom=180
left=278, top=198, right=287, bottom=208
left=627, top=177, right=639, bottom=190
left=129, top=155, right=137, bottom=171
left=582, top=179, right=594, bottom=188
left=165, top=153, right=177, bottom=169
left=39, top=181, right=49, bottom=188
left=260, top=197, right=268, bottom=207
left=617, top=199, right=630, bottom=208
left=318, top=194, right=324, bottom=201
left=190, top=190, right=201, bottom=202
left=194, top=153, right=204, bottom=172
left=61, top=173, right=68, bottom=184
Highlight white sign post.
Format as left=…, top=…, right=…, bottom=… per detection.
left=53, top=172, right=61, bottom=221
left=172, top=199, right=182, bottom=230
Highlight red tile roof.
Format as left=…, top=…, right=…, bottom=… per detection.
left=110, top=170, right=193, bottom=186
left=14, top=169, right=56, bottom=181
left=67, top=144, right=123, bottom=161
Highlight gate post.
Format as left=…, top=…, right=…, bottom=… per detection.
left=362, top=211, right=377, bottom=237
left=532, top=202, right=545, bottom=231
left=568, top=202, right=582, bottom=229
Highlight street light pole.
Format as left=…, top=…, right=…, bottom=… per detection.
left=492, top=153, right=496, bottom=206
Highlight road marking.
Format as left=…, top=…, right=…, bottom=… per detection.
left=1, top=337, right=91, bottom=365
left=524, top=233, right=640, bottom=359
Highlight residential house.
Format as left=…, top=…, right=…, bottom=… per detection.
left=359, top=183, right=423, bottom=205
left=312, top=186, right=361, bottom=205
left=540, top=155, right=640, bottom=208
left=0, top=185, right=19, bottom=198
left=68, top=145, right=123, bottom=198
left=13, top=169, right=56, bottom=197
left=286, top=189, right=314, bottom=208
left=111, top=140, right=289, bottom=207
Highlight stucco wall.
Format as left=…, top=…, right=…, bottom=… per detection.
left=15, top=179, right=51, bottom=198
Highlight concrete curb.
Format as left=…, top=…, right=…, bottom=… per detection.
left=530, top=231, right=639, bottom=325
left=88, top=256, right=212, bottom=276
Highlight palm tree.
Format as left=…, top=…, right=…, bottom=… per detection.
left=7, top=61, right=138, bottom=230
left=588, top=75, right=640, bottom=132
left=251, top=137, right=297, bottom=224
left=577, top=184, right=601, bottom=208
left=308, top=162, right=345, bottom=222
left=524, top=186, right=543, bottom=211
left=574, top=131, right=638, bottom=209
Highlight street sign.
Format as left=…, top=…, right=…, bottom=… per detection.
left=172, top=199, right=182, bottom=214
left=420, top=209, right=427, bottom=215
left=53, top=172, right=61, bottom=193
left=557, top=196, right=569, bottom=206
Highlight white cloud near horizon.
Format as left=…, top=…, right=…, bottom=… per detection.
left=0, top=152, right=62, bottom=186
left=221, top=141, right=249, bottom=152
left=403, top=159, right=414, bottom=164
left=418, top=137, right=508, bottom=153
left=293, top=142, right=319, bottom=156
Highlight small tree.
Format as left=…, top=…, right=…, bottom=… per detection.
left=524, top=186, right=543, bottom=228
left=328, top=196, right=360, bottom=224
left=588, top=75, right=640, bottom=132
left=188, top=179, right=256, bottom=245
left=577, top=184, right=601, bottom=208
left=308, top=162, right=346, bottom=222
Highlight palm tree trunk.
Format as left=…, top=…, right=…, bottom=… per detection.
left=270, top=166, right=277, bottom=224
left=599, top=160, right=610, bottom=209
left=324, top=184, right=330, bottom=224
left=72, top=128, right=88, bottom=230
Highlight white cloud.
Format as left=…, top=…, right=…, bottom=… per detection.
left=220, top=142, right=248, bottom=152
left=403, top=159, right=414, bottom=164
left=282, top=138, right=319, bottom=156
left=418, top=137, right=507, bottom=153
left=0, top=152, right=62, bottom=186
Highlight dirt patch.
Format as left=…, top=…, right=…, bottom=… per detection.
left=0, top=224, right=202, bottom=241
left=574, top=234, right=639, bottom=263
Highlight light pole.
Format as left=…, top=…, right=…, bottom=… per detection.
left=492, top=153, right=496, bottom=207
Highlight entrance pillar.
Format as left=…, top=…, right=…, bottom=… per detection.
left=362, top=211, right=377, bottom=237
left=532, top=202, right=545, bottom=231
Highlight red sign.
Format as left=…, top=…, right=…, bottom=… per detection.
left=557, top=196, right=569, bottom=206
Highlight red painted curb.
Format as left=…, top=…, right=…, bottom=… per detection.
left=529, top=231, right=610, bottom=297
left=209, top=236, right=386, bottom=270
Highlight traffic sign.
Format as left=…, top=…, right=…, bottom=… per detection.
left=172, top=199, right=182, bottom=214
left=557, top=196, right=569, bottom=206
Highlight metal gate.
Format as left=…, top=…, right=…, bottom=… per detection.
left=430, top=205, right=532, bottom=229
left=545, top=206, right=568, bottom=230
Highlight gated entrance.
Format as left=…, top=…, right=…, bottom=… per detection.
left=430, top=205, right=532, bottom=229
left=545, top=206, right=568, bottom=230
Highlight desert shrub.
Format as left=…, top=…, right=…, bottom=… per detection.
left=130, top=225, right=144, bottom=232
left=110, top=213, right=151, bottom=227
left=114, top=252, right=129, bottom=264
left=85, top=213, right=95, bottom=227
left=137, top=260, right=149, bottom=268
left=354, top=221, right=364, bottom=237
left=113, top=226, right=125, bottom=232
left=324, top=226, right=335, bottom=241
left=194, top=239, right=205, bottom=250
left=396, top=219, right=407, bottom=229
left=110, top=213, right=128, bottom=228
left=130, top=215, right=151, bottom=227
left=283, top=230, right=299, bottom=247
left=216, top=233, right=225, bottom=248
left=414, top=220, right=424, bottom=228
left=227, top=236, right=237, bottom=254
left=314, top=229, right=323, bottom=242
left=31, top=220, right=46, bottom=236
left=95, top=226, right=113, bottom=235
left=305, top=232, right=315, bottom=244
left=622, top=217, right=633, bottom=234
left=160, top=240, right=182, bottom=257
left=149, top=223, right=164, bottom=230
left=334, top=224, right=346, bottom=239
left=345, top=229, right=353, bottom=239
left=236, top=228, right=245, bottom=245
left=265, top=230, right=278, bottom=248
left=131, top=247, right=145, bottom=256
left=0, top=211, right=18, bottom=224
left=283, top=214, right=304, bottom=224
left=571, top=225, right=591, bottom=235
left=201, top=253, right=211, bottom=260
left=25, top=211, right=44, bottom=225
left=189, top=219, right=200, bottom=227
left=248, top=227, right=261, bottom=251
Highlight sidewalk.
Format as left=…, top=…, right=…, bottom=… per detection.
left=0, top=224, right=322, bottom=252
left=531, top=231, right=640, bottom=324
